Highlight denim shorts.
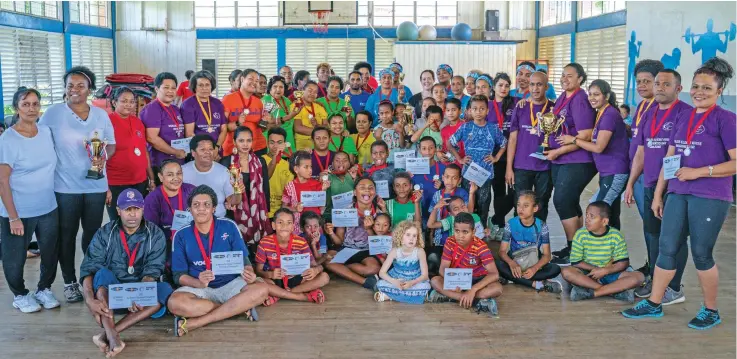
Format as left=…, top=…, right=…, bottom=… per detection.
left=583, top=266, right=633, bottom=285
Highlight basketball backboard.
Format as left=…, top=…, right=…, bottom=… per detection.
left=282, top=1, right=358, bottom=25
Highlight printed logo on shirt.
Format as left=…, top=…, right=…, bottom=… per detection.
left=468, top=257, right=477, bottom=265
left=559, top=109, right=568, bottom=117
left=696, top=125, right=705, bottom=135
left=662, top=122, right=674, bottom=131
left=193, top=260, right=206, bottom=266
left=136, top=130, right=143, bottom=138
left=221, top=233, right=229, bottom=241
left=214, top=112, right=221, bottom=120
left=506, top=109, right=513, bottom=116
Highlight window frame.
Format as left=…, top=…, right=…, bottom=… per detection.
left=69, top=1, right=111, bottom=28
left=195, top=1, right=281, bottom=29
left=367, top=1, right=458, bottom=28
left=539, top=1, right=572, bottom=27
left=577, top=1, right=626, bottom=20
left=0, top=1, right=60, bottom=20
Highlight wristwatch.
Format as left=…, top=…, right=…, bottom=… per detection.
left=572, top=138, right=578, bottom=146
left=709, top=165, right=714, bottom=177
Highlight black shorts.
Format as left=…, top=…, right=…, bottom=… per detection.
left=551, top=162, right=597, bottom=220
left=278, top=275, right=304, bottom=289
left=344, top=250, right=380, bottom=266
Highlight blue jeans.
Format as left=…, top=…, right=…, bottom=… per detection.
left=93, top=267, right=173, bottom=307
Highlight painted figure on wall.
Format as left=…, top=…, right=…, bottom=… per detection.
left=661, top=48, right=682, bottom=70
left=684, top=19, right=735, bottom=64
left=625, top=31, right=642, bottom=105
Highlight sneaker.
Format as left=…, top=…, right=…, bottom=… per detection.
left=64, top=283, right=83, bottom=303
left=542, top=279, right=563, bottom=294
left=569, top=285, right=594, bottom=301
left=635, top=262, right=650, bottom=276
left=33, top=289, right=60, bottom=309
left=662, top=286, right=686, bottom=306
left=473, top=298, right=498, bottom=317
left=362, top=275, right=378, bottom=291
left=612, top=289, right=635, bottom=303
left=13, top=293, right=41, bottom=313
left=687, top=305, right=721, bottom=330
left=551, top=255, right=570, bottom=266
left=621, top=299, right=663, bottom=319
left=552, top=246, right=570, bottom=259
left=498, top=277, right=509, bottom=285
left=634, top=279, right=652, bottom=298
left=426, top=289, right=452, bottom=303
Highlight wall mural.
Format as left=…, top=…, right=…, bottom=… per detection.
left=625, top=31, right=642, bottom=106
left=683, top=19, right=735, bottom=65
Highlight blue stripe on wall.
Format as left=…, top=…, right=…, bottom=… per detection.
left=196, top=27, right=452, bottom=40
left=0, top=11, right=63, bottom=32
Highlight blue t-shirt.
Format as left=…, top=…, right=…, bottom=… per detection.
left=502, top=217, right=550, bottom=253
left=172, top=218, right=250, bottom=289
left=340, top=90, right=371, bottom=114
left=411, top=160, right=446, bottom=222
left=449, top=120, right=507, bottom=175
left=429, top=187, right=470, bottom=246
left=511, top=86, right=558, bottom=101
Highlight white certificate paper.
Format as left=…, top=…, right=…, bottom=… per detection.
left=171, top=137, right=192, bottom=153
left=211, top=251, right=244, bottom=276
left=463, top=162, right=492, bottom=186
left=171, top=210, right=192, bottom=231
left=280, top=253, right=311, bottom=276
left=108, top=282, right=158, bottom=310
left=368, top=235, right=393, bottom=255
left=331, top=191, right=353, bottom=209
left=405, top=157, right=430, bottom=174
left=375, top=180, right=390, bottom=199
left=443, top=268, right=474, bottom=290
left=393, top=150, right=415, bottom=169
left=331, top=209, right=359, bottom=227
left=330, top=247, right=361, bottom=264
left=662, top=154, right=681, bottom=181
left=301, top=191, right=327, bottom=207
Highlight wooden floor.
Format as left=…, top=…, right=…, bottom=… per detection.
left=1, top=183, right=735, bottom=358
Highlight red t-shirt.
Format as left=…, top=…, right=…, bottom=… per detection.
left=107, top=112, right=149, bottom=186
left=441, top=120, right=465, bottom=164
left=255, top=234, right=313, bottom=271
left=221, top=91, right=266, bottom=155
left=368, top=76, right=378, bottom=90
left=441, top=236, right=494, bottom=278
left=177, top=81, right=194, bottom=101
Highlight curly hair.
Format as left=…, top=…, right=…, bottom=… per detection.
left=391, top=220, right=425, bottom=249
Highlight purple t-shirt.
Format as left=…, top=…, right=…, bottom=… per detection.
left=629, top=99, right=657, bottom=164
left=140, top=100, right=184, bottom=166
left=592, top=106, right=629, bottom=176
left=509, top=101, right=553, bottom=172
left=550, top=89, right=595, bottom=164
left=181, top=96, right=226, bottom=143
left=311, top=151, right=335, bottom=177
left=143, top=183, right=196, bottom=239
left=637, top=101, right=693, bottom=187
left=487, top=98, right=519, bottom=138
left=667, top=106, right=736, bottom=202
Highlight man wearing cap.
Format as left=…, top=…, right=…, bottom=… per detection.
left=79, top=188, right=171, bottom=358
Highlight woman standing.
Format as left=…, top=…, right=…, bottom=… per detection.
left=292, top=81, right=328, bottom=151
left=556, top=79, right=629, bottom=229
left=475, top=74, right=493, bottom=99
left=623, top=58, right=736, bottom=330
left=39, top=66, right=116, bottom=303
left=222, top=69, right=270, bottom=157
left=408, top=70, right=435, bottom=119
left=316, top=76, right=354, bottom=131
left=365, top=68, right=407, bottom=127
left=488, top=73, right=518, bottom=235
left=262, top=76, right=299, bottom=150
left=141, top=72, right=186, bottom=169
left=0, top=87, right=60, bottom=313
left=106, top=86, right=155, bottom=222
left=182, top=70, right=227, bottom=160
left=545, top=63, right=597, bottom=265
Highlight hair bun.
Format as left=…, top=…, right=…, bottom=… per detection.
left=702, top=57, right=734, bottom=80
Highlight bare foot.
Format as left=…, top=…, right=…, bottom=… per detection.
left=92, top=333, right=108, bottom=353
left=106, top=339, right=125, bottom=358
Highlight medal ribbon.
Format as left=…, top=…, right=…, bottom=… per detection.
left=158, top=100, right=181, bottom=131
left=635, top=98, right=655, bottom=127
left=314, top=151, right=331, bottom=173
left=119, top=229, right=142, bottom=273
left=450, top=240, right=472, bottom=268
left=685, top=104, right=717, bottom=147
left=274, top=234, right=295, bottom=288
left=196, top=97, right=213, bottom=127
left=529, top=100, right=550, bottom=128
left=649, top=100, right=680, bottom=139
left=193, top=220, right=215, bottom=270
left=553, top=88, right=580, bottom=116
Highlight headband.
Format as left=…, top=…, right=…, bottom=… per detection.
left=437, top=64, right=453, bottom=76
left=389, top=63, right=403, bottom=73
left=379, top=68, right=393, bottom=78
left=466, top=72, right=480, bottom=82
left=68, top=71, right=93, bottom=87
left=517, top=64, right=536, bottom=73
left=476, top=75, right=493, bottom=86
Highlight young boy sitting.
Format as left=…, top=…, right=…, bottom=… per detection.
left=427, top=193, right=484, bottom=240
left=255, top=208, right=330, bottom=306
left=299, top=211, right=331, bottom=265
left=428, top=213, right=503, bottom=316
left=328, top=113, right=358, bottom=162
left=560, top=201, right=644, bottom=303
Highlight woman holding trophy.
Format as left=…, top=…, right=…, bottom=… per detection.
left=39, top=66, right=116, bottom=303
left=262, top=75, right=300, bottom=151
left=292, top=81, right=328, bottom=151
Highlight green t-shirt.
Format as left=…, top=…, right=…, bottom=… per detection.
left=387, top=199, right=417, bottom=227
left=316, top=97, right=354, bottom=130
left=262, top=95, right=295, bottom=150
left=441, top=213, right=483, bottom=237
left=328, top=135, right=358, bottom=156
left=420, top=127, right=443, bottom=148
left=325, top=173, right=356, bottom=209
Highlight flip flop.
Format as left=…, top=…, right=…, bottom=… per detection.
left=245, top=307, right=259, bottom=322
left=307, top=289, right=325, bottom=304
left=173, top=316, right=188, bottom=337
left=263, top=296, right=280, bottom=307
left=374, top=291, right=391, bottom=302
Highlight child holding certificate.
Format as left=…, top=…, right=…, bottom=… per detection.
left=372, top=213, right=392, bottom=264
left=375, top=221, right=431, bottom=304
left=385, top=172, right=423, bottom=227
left=365, top=140, right=397, bottom=199
left=255, top=209, right=329, bottom=306
left=428, top=213, right=503, bottom=316
left=282, top=151, right=329, bottom=234
left=299, top=211, right=331, bottom=265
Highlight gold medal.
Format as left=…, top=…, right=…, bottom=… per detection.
left=530, top=128, right=538, bottom=135
left=206, top=126, right=215, bottom=133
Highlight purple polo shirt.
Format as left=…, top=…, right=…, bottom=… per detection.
left=181, top=96, right=226, bottom=143
left=143, top=183, right=196, bottom=240
left=140, top=100, right=184, bottom=166
left=637, top=101, right=693, bottom=187
left=550, top=89, right=595, bottom=164
left=592, top=106, right=629, bottom=176
left=667, top=106, right=736, bottom=202
left=628, top=99, right=657, bottom=164
left=510, top=101, right=554, bottom=172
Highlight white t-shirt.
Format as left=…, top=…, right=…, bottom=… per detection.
left=39, top=104, right=116, bottom=194
left=182, top=161, right=234, bottom=218
left=0, top=125, right=57, bottom=218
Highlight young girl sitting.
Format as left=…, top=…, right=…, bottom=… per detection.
left=375, top=221, right=431, bottom=304
left=282, top=151, right=330, bottom=234
left=372, top=213, right=392, bottom=264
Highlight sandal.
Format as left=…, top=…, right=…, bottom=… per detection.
left=374, top=291, right=391, bottom=302
left=307, top=289, right=325, bottom=304
left=245, top=307, right=259, bottom=322
left=263, top=296, right=280, bottom=307
left=173, top=316, right=188, bottom=337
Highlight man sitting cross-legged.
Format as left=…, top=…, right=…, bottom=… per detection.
left=80, top=189, right=172, bottom=358
left=561, top=201, right=645, bottom=303
left=168, top=185, right=269, bottom=337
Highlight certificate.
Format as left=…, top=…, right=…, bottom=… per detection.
left=463, top=162, right=492, bottom=186
left=393, top=150, right=415, bottom=169
left=331, top=191, right=353, bottom=209
left=331, top=209, right=359, bottom=227
left=405, top=157, right=430, bottom=174
left=301, top=191, right=327, bottom=207
left=280, top=253, right=311, bottom=276
left=663, top=154, right=681, bottom=181
left=375, top=180, right=390, bottom=199
left=108, top=282, right=158, bottom=310
left=330, top=247, right=361, bottom=264
left=171, top=137, right=192, bottom=153
left=211, top=251, right=244, bottom=276
left=443, top=268, right=474, bottom=290
left=368, top=235, right=393, bottom=255
left=171, top=210, right=192, bottom=231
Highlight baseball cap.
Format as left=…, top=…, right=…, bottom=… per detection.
left=117, top=188, right=145, bottom=210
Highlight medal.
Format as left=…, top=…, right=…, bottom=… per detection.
left=413, top=184, right=420, bottom=191
left=322, top=175, right=329, bottom=181
left=134, top=147, right=141, bottom=156
left=684, top=147, right=691, bottom=156
left=244, top=109, right=250, bottom=116
left=433, top=175, right=440, bottom=181
left=364, top=210, right=371, bottom=217
left=128, top=266, right=134, bottom=275
left=119, top=229, right=141, bottom=277
left=207, top=126, right=215, bottom=133
left=309, top=114, right=314, bottom=120
left=529, top=128, right=538, bottom=135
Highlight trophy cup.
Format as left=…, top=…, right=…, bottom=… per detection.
left=294, top=91, right=304, bottom=107
left=84, top=132, right=108, bottom=180
left=343, top=95, right=351, bottom=114
left=260, top=102, right=275, bottom=129
left=228, top=162, right=243, bottom=195
left=530, top=112, right=565, bottom=160
left=403, top=106, right=415, bottom=136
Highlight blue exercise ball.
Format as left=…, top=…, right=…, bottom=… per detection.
left=396, top=21, right=419, bottom=41
left=451, top=23, right=473, bottom=41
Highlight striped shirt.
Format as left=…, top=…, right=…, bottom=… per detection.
left=255, top=234, right=312, bottom=272
left=570, top=227, right=629, bottom=268
left=441, top=236, right=494, bottom=278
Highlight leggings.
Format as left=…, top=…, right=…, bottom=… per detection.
left=56, top=192, right=107, bottom=284
left=656, top=194, right=730, bottom=272
left=462, top=177, right=493, bottom=227
left=107, top=180, right=149, bottom=222
left=495, top=258, right=561, bottom=287
left=644, top=187, right=688, bottom=290
left=551, top=163, right=597, bottom=221
left=513, top=169, right=553, bottom=222
left=595, top=174, right=628, bottom=229
left=491, top=160, right=515, bottom=227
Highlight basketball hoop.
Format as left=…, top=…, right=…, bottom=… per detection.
left=309, top=10, right=331, bottom=34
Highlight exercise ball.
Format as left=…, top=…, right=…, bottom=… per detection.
left=418, top=25, right=437, bottom=40
left=451, top=23, right=473, bottom=41
left=396, top=21, right=419, bottom=41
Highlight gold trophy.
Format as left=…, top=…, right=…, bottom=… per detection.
left=403, top=105, right=415, bottom=136
left=84, top=132, right=108, bottom=179
left=531, top=112, right=565, bottom=160
left=343, top=95, right=351, bottom=114
left=228, top=162, right=243, bottom=195
left=294, top=91, right=304, bottom=107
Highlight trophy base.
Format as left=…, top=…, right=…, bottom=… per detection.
left=86, top=170, right=105, bottom=180
left=258, top=120, right=269, bottom=130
